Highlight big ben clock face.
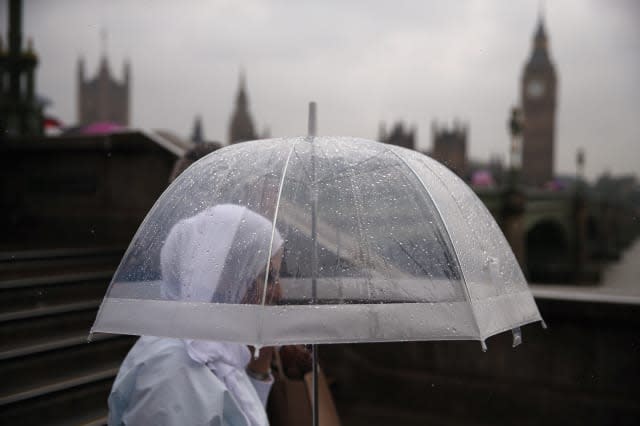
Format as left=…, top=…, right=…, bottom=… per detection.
left=527, top=79, right=546, bottom=98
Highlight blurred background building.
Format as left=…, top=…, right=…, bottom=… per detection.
left=430, top=120, right=468, bottom=178
left=77, top=54, right=130, bottom=127
left=378, top=121, right=416, bottom=151
left=521, top=16, right=557, bottom=187
left=229, top=72, right=257, bottom=144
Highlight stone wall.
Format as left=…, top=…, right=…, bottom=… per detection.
left=321, top=297, right=640, bottom=426
left=0, top=132, right=176, bottom=249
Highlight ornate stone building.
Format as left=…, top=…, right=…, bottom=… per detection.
left=77, top=55, right=130, bottom=126
left=0, top=0, right=44, bottom=137
left=378, top=121, right=415, bottom=150
left=521, top=16, right=557, bottom=186
left=228, top=72, right=257, bottom=144
left=430, top=120, right=468, bottom=178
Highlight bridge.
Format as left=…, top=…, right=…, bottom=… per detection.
left=476, top=186, right=639, bottom=284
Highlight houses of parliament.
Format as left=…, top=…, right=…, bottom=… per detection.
left=36, top=12, right=558, bottom=187
left=378, top=14, right=558, bottom=187
left=73, top=54, right=263, bottom=146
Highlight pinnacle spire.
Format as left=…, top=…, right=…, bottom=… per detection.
left=98, top=29, right=111, bottom=77
left=535, top=1, right=547, bottom=41
left=239, top=67, right=246, bottom=90
left=229, top=69, right=256, bottom=144
left=236, top=68, right=248, bottom=108
left=100, top=27, right=108, bottom=58
left=538, top=0, right=545, bottom=22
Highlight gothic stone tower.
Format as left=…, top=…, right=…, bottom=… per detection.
left=431, top=120, right=468, bottom=178
left=521, top=16, right=557, bottom=186
left=228, top=72, right=257, bottom=144
left=77, top=55, right=130, bottom=126
left=378, top=121, right=416, bottom=151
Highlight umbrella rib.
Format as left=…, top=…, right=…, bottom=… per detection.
left=344, top=165, right=376, bottom=300
left=260, top=141, right=299, bottom=307
left=386, top=149, right=482, bottom=338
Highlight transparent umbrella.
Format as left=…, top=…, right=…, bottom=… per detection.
left=91, top=105, right=543, bottom=425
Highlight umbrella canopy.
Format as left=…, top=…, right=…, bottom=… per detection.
left=91, top=136, right=542, bottom=348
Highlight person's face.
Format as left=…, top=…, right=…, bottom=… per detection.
left=243, top=249, right=283, bottom=305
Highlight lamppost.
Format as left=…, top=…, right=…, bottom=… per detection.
left=508, top=106, right=524, bottom=186
left=573, top=148, right=587, bottom=282
left=502, top=106, right=527, bottom=268
left=576, top=148, right=585, bottom=192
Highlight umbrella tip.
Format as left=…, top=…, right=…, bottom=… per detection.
left=253, top=345, right=262, bottom=360
left=480, top=340, right=488, bottom=352
left=308, top=102, right=317, bottom=137
left=512, top=327, right=523, bottom=348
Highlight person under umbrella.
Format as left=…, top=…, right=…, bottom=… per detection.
left=108, top=204, right=284, bottom=426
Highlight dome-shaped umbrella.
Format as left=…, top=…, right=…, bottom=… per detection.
left=91, top=105, right=543, bottom=424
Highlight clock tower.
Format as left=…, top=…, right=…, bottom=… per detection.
left=521, top=15, right=557, bottom=186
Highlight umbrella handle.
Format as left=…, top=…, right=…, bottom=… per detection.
left=312, top=344, right=319, bottom=426
left=272, top=347, right=286, bottom=381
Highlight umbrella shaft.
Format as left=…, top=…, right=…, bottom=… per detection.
left=308, top=101, right=319, bottom=426
left=311, top=201, right=318, bottom=300
left=310, top=140, right=318, bottom=299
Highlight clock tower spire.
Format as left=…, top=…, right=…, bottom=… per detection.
left=520, top=13, right=557, bottom=186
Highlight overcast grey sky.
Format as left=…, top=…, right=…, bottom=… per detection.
left=3, top=0, right=639, bottom=180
